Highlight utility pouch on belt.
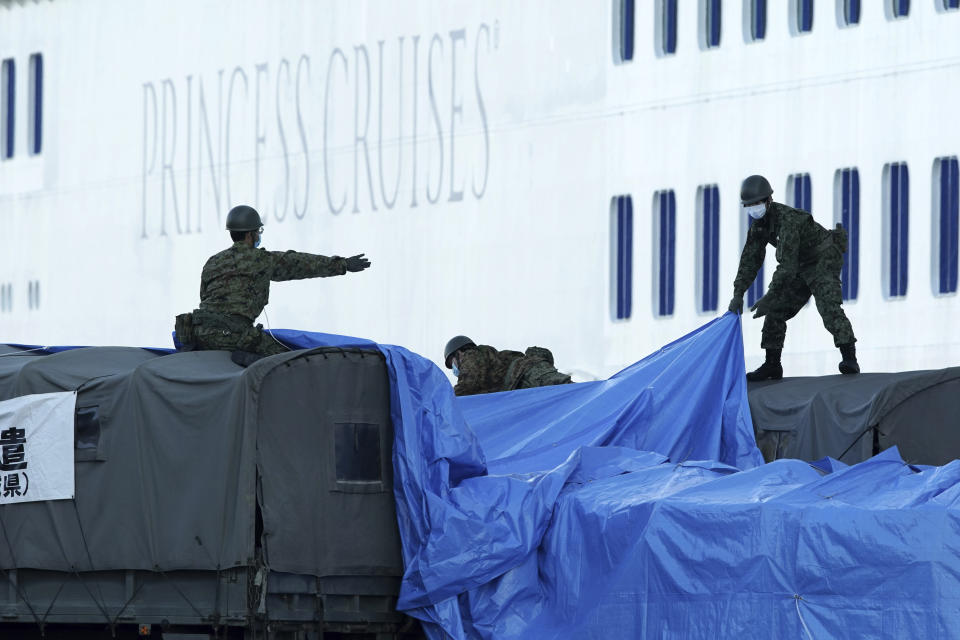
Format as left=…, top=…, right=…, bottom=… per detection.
left=174, top=313, right=196, bottom=351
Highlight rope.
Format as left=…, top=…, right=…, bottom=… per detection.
left=794, top=594, right=815, bottom=640
left=70, top=500, right=113, bottom=629
left=109, top=579, right=146, bottom=627
left=836, top=425, right=874, bottom=461
left=156, top=567, right=208, bottom=621
left=0, top=347, right=48, bottom=357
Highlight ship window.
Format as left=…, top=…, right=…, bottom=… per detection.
left=890, top=0, right=910, bottom=18
left=746, top=0, right=767, bottom=41
left=787, top=173, right=812, bottom=211
left=657, top=0, right=678, bottom=56
left=615, top=0, right=636, bottom=63
left=944, top=0, right=960, bottom=10
left=27, top=280, right=40, bottom=310
left=654, top=190, right=676, bottom=317
left=28, top=54, right=42, bottom=156
left=1, top=59, right=13, bottom=160
left=697, top=185, right=720, bottom=313
left=934, top=157, right=959, bottom=295
left=835, top=168, right=860, bottom=301
left=883, top=162, right=910, bottom=299
left=792, top=0, right=815, bottom=33
left=0, top=284, right=9, bottom=313
left=612, top=195, right=633, bottom=320
left=703, top=0, right=722, bottom=49
left=841, top=0, right=862, bottom=25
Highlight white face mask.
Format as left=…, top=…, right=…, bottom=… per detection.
left=743, top=202, right=767, bottom=220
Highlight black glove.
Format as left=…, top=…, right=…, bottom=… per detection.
left=728, top=295, right=743, bottom=315
left=750, top=295, right=770, bottom=318
left=345, top=253, right=371, bottom=272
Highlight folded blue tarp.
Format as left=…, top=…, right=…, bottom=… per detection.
left=264, top=315, right=960, bottom=638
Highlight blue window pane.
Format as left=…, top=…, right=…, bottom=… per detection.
left=747, top=216, right=764, bottom=307
left=790, top=174, right=811, bottom=211
left=840, top=169, right=860, bottom=301
left=625, top=196, right=633, bottom=317
left=708, top=0, right=722, bottom=47
left=664, top=0, right=678, bottom=54
left=753, top=0, right=767, bottom=40
left=701, top=186, right=720, bottom=312
left=889, top=163, right=909, bottom=297
left=846, top=0, right=861, bottom=23
left=947, top=0, right=960, bottom=10
left=939, top=158, right=959, bottom=294
left=2, top=59, right=13, bottom=160
left=621, top=0, right=635, bottom=61
left=615, top=195, right=633, bottom=319
left=799, top=0, right=814, bottom=32
left=658, top=191, right=677, bottom=316
left=894, top=0, right=910, bottom=17
left=31, top=54, right=42, bottom=155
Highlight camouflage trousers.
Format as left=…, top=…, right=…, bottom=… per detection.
left=503, top=348, right=573, bottom=391
left=760, top=246, right=856, bottom=350
left=194, top=321, right=288, bottom=357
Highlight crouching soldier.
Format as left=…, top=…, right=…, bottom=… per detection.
left=443, top=336, right=573, bottom=396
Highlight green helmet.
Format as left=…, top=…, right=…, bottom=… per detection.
left=740, top=175, right=774, bottom=205
left=225, top=205, right=264, bottom=232
left=444, top=335, right=476, bottom=369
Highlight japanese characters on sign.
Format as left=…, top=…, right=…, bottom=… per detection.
left=0, top=426, right=28, bottom=498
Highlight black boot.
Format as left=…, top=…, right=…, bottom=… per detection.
left=839, top=343, right=860, bottom=374
left=746, top=349, right=783, bottom=382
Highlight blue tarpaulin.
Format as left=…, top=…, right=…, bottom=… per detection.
left=247, top=315, right=960, bottom=637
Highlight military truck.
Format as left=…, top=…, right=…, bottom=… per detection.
left=0, top=344, right=423, bottom=639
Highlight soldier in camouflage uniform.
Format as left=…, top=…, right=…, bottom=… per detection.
left=182, top=205, right=370, bottom=360
left=728, top=175, right=859, bottom=381
left=443, top=336, right=573, bottom=396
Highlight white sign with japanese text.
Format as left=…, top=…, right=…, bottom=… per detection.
left=0, top=391, right=76, bottom=504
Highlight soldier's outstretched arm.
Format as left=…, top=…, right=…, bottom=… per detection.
left=730, top=229, right=766, bottom=305
left=268, top=250, right=348, bottom=281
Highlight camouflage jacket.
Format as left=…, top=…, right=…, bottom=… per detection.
left=732, top=202, right=834, bottom=297
left=454, top=345, right=523, bottom=396
left=197, top=242, right=347, bottom=321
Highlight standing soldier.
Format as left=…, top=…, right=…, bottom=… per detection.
left=443, top=336, right=573, bottom=396
left=728, top=175, right=859, bottom=381
left=177, top=205, right=370, bottom=361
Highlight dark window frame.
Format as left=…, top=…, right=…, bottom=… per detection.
left=842, top=0, right=862, bottom=25
left=612, top=195, right=634, bottom=321
left=328, top=420, right=389, bottom=494
left=705, top=0, right=723, bottom=48
left=1, top=59, right=14, bottom=160
left=654, top=190, right=677, bottom=317
left=698, top=185, right=720, bottom=313
left=891, top=0, right=910, bottom=18
left=836, top=168, right=861, bottom=301
left=796, top=0, right=815, bottom=33
left=885, top=162, right=910, bottom=298
left=618, top=0, right=635, bottom=62
left=935, top=157, right=959, bottom=295
left=28, top=53, right=42, bottom=156
left=658, top=0, right=679, bottom=55
left=749, top=0, right=768, bottom=40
